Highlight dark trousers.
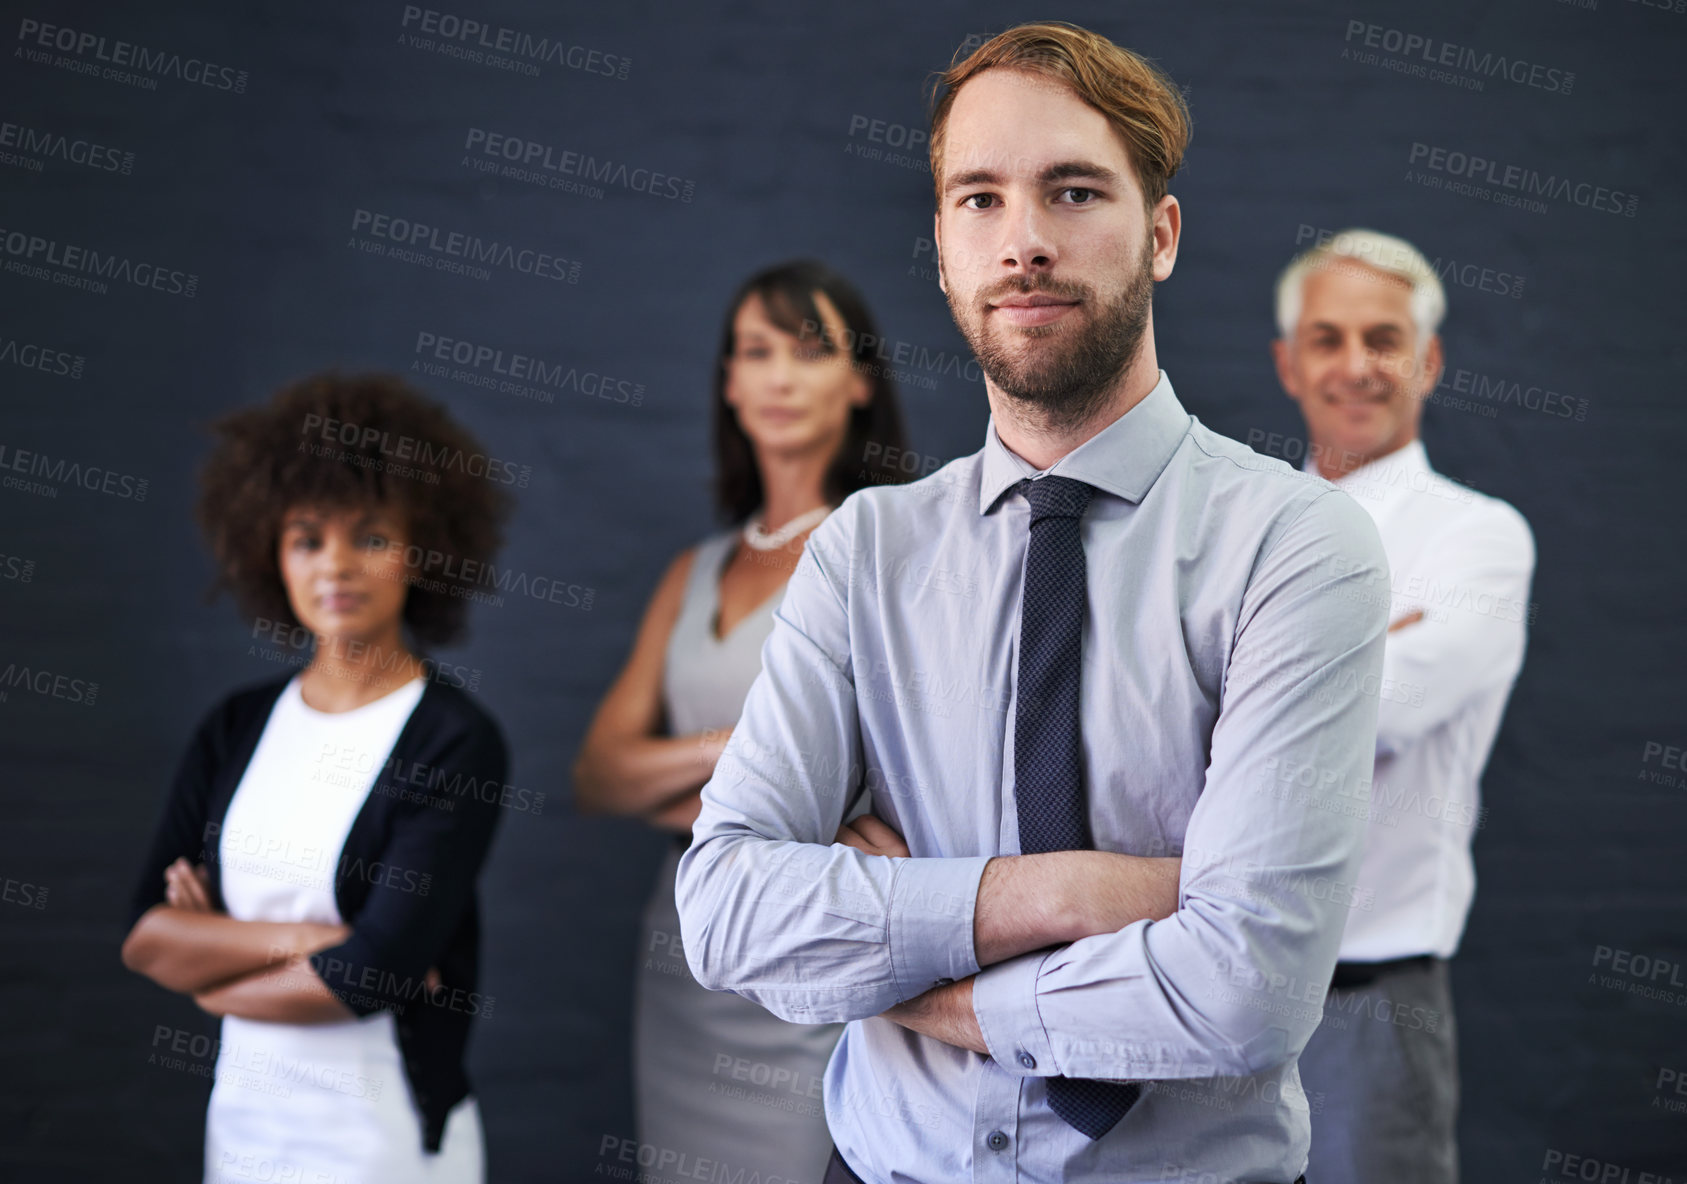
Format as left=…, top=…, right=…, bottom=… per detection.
left=825, top=1146, right=1306, bottom=1183
left=1297, top=955, right=1459, bottom=1183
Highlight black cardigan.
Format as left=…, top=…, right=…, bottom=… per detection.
left=127, top=670, right=508, bottom=1153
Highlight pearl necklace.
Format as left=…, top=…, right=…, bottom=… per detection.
left=741, top=504, right=832, bottom=551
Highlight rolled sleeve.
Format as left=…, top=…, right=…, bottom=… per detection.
left=676, top=505, right=988, bottom=1023
left=966, top=488, right=1390, bottom=1082
left=888, top=854, right=990, bottom=996
left=971, top=947, right=1058, bottom=1077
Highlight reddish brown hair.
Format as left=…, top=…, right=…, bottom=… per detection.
left=927, top=21, right=1192, bottom=209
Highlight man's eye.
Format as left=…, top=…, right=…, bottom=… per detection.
left=962, top=193, right=996, bottom=210
left=1059, top=187, right=1097, bottom=204
left=363, top=534, right=390, bottom=549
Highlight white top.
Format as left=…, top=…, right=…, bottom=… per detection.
left=1309, top=440, right=1535, bottom=960
left=207, top=673, right=482, bottom=1183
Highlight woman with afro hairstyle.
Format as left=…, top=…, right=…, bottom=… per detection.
left=574, top=261, right=916, bottom=1183
left=122, top=371, right=514, bottom=1183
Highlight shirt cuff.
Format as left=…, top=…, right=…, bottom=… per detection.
left=887, top=855, right=990, bottom=998
left=972, top=947, right=1058, bottom=1077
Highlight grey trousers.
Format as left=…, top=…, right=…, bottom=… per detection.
left=1296, top=956, right=1460, bottom=1183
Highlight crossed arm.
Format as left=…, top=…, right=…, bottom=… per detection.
left=676, top=491, right=1390, bottom=1082
left=835, top=815, right=1182, bottom=1056
left=121, top=858, right=358, bottom=1024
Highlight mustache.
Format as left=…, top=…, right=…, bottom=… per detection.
left=978, top=276, right=1090, bottom=305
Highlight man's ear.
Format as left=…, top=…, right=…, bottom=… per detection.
left=1270, top=337, right=1297, bottom=399
left=1151, top=195, right=1182, bottom=282
left=1418, top=333, right=1445, bottom=397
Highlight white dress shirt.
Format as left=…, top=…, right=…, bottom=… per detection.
left=675, top=372, right=1393, bottom=1182
left=1304, top=439, right=1535, bottom=961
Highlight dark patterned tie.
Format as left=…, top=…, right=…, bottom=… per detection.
left=1013, top=475, right=1141, bottom=1140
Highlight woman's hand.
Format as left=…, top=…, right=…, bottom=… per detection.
left=834, top=813, right=910, bottom=858
left=164, top=858, right=214, bottom=912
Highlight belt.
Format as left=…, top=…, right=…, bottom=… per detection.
left=823, top=1148, right=865, bottom=1184
left=1328, top=953, right=1436, bottom=991
left=825, top=1147, right=1305, bottom=1183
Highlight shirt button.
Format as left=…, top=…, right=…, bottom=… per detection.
left=936, top=977, right=954, bottom=986
left=986, top=1130, right=1009, bottom=1152
left=1017, top=1052, right=1036, bottom=1070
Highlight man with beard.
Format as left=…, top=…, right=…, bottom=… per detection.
left=1270, top=229, right=1535, bottom=1183
left=676, top=23, right=1390, bottom=1183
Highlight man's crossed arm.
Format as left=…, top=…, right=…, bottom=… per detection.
left=835, top=814, right=1181, bottom=1056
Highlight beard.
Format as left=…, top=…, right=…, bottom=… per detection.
left=946, top=231, right=1155, bottom=433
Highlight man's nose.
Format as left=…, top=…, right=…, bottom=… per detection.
left=998, top=198, right=1057, bottom=274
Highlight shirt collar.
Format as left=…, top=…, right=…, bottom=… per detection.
left=1301, top=437, right=1431, bottom=498
left=978, top=370, right=1191, bottom=515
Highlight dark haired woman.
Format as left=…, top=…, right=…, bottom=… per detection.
left=121, top=373, right=513, bottom=1183
left=574, top=261, right=913, bottom=1181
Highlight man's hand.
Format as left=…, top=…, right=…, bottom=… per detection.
left=834, top=813, right=910, bottom=858
left=879, top=976, right=988, bottom=1055
left=1388, top=608, right=1425, bottom=633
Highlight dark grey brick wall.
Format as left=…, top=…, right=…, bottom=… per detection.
left=1, top=1, right=1681, bottom=1179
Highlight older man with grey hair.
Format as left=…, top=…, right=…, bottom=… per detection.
left=1270, top=228, right=1536, bottom=1181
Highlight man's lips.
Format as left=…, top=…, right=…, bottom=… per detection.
left=989, top=294, right=1079, bottom=327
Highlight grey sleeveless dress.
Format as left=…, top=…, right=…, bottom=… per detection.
left=634, top=529, right=844, bottom=1181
